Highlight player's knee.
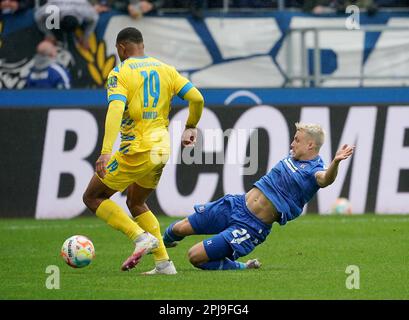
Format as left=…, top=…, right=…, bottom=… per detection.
left=187, top=248, right=200, bottom=266
left=188, top=246, right=206, bottom=267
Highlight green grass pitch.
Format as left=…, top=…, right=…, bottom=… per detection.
left=0, top=214, right=408, bottom=300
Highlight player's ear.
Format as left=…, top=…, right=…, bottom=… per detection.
left=117, top=42, right=125, bottom=51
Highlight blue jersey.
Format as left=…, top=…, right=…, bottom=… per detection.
left=25, top=63, right=71, bottom=89
left=254, top=154, right=325, bottom=225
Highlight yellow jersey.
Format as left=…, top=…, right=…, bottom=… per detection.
left=106, top=56, right=192, bottom=154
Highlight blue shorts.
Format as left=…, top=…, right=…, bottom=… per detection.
left=188, top=194, right=272, bottom=260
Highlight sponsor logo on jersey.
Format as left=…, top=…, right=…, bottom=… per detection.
left=107, top=76, right=118, bottom=89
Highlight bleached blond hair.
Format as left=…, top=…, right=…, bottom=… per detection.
left=295, top=122, right=325, bottom=151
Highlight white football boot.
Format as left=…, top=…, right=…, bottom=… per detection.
left=143, top=260, right=177, bottom=275
left=245, top=258, right=262, bottom=269
left=121, top=232, right=159, bottom=271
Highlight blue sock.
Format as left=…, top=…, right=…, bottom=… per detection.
left=197, top=258, right=246, bottom=270
left=163, top=221, right=185, bottom=245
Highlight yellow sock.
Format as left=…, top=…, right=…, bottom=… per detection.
left=96, top=200, right=145, bottom=241
left=135, top=211, right=169, bottom=262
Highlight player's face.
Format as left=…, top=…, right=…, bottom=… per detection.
left=290, top=130, right=313, bottom=159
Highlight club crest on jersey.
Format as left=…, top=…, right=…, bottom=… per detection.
left=107, top=76, right=118, bottom=89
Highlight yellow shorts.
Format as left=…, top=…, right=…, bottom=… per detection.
left=97, top=150, right=169, bottom=192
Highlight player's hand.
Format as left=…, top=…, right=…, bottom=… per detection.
left=96, top=154, right=111, bottom=179
left=334, top=144, right=355, bottom=162
left=181, top=128, right=197, bottom=147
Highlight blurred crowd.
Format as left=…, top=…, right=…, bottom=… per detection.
left=2, top=0, right=407, bottom=45
left=2, top=0, right=408, bottom=17
left=1, top=0, right=408, bottom=89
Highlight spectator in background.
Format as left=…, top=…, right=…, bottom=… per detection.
left=304, top=0, right=377, bottom=15
left=25, top=40, right=71, bottom=89
left=303, top=0, right=339, bottom=13
left=34, top=0, right=98, bottom=48
left=90, top=0, right=164, bottom=18
left=375, top=0, right=409, bottom=7
left=231, top=0, right=273, bottom=8
left=127, top=0, right=164, bottom=19
left=1, top=0, right=32, bottom=15
left=91, top=0, right=112, bottom=13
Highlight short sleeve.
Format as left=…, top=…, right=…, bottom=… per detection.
left=311, top=157, right=326, bottom=175
left=171, top=67, right=192, bottom=99
left=106, top=66, right=128, bottom=105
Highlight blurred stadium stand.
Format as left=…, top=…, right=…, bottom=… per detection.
left=1, top=2, right=409, bottom=89
left=1, top=1, right=409, bottom=218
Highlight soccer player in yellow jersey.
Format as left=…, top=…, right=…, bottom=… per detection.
left=83, top=27, right=204, bottom=274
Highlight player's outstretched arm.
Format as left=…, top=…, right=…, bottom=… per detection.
left=315, top=144, right=355, bottom=188
left=181, top=87, right=204, bottom=147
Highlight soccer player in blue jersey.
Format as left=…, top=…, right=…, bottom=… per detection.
left=163, top=123, right=355, bottom=270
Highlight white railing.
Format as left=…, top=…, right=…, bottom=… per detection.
left=284, top=25, right=409, bottom=87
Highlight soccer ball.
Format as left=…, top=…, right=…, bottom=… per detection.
left=61, top=235, right=95, bottom=268
left=330, top=197, right=352, bottom=215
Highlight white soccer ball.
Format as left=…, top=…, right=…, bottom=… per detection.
left=61, top=235, right=95, bottom=268
left=331, top=197, right=352, bottom=215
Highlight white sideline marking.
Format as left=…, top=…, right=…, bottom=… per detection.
left=296, top=217, right=409, bottom=224
left=0, top=224, right=105, bottom=231
left=0, top=222, right=170, bottom=231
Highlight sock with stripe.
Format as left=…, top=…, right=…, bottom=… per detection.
left=134, top=210, right=169, bottom=262
left=197, top=258, right=246, bottom=270
left=163, top=221, right=185, bottom=245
